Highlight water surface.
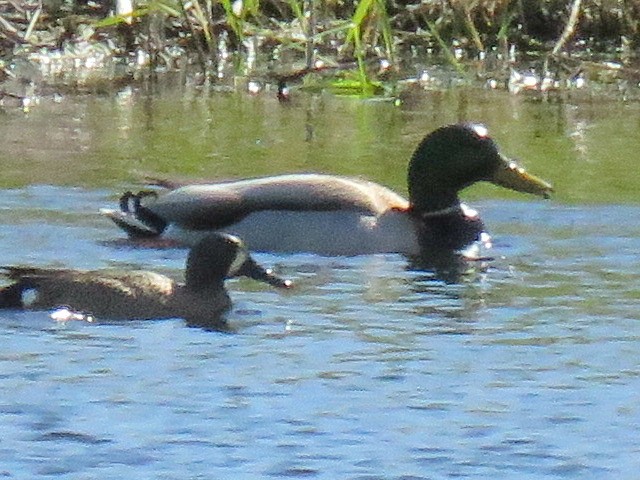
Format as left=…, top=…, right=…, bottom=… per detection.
left=0, top=85, right=639, bottom=478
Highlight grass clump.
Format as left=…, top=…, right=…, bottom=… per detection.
left=1, top=1, right=639, bottom=96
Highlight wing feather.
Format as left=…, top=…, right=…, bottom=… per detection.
left=144, top=174, right=409, bottom=229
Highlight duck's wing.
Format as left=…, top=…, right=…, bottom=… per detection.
left=116, top=174, right=410, bottom=231
left=2, top=266, right=75, bottom=284
left=0, top=267, right=175, bottom=318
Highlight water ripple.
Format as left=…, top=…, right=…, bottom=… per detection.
left=0, top=189, right=639, bottom=478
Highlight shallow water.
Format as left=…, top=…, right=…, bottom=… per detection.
left=1, top=85, right=640, bottom=478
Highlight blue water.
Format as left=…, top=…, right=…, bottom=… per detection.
left=2, top=84, right=640, bottom=478
left=0, top=186, right=639, bottom=479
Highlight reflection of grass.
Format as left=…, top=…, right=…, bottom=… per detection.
left=327, top=76, right=384, bottom=97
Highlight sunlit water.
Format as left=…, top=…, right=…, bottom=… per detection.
left=1, top=85, right=640, bottom=478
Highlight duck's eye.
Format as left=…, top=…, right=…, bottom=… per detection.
left=225, top=234, right=244, bottom=247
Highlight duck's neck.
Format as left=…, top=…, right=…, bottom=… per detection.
left=417, top=203, right=462, bottom=218
left=185, top=277, right=225, bottom=293
left=409, top=202, right=485, bottom=253
left=410, top=188, right=461, bottom=216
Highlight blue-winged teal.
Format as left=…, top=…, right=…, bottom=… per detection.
left=0, top=233, right=291, bottom=325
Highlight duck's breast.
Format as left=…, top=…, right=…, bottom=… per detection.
left=165, top=209, right=420, bottom=256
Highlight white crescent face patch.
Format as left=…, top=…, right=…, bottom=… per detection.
left=226, top=235, right=249, bottom=277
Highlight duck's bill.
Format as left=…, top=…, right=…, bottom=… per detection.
left=490, top=156, right=553, bottom=198
left=237, top=258, right=293, bottom=289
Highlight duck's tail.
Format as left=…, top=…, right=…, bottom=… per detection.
left=0, top=282, right=25, bottom=308
left=100, top=190, right=167, bottom=238
left=0, top=267, right=47, bottom=308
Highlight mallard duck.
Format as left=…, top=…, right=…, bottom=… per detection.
left=0, top=233, right=291, bottom=326
left=101, top=123, right=552, bottom=257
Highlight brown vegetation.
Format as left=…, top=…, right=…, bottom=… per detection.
left=0, top=1, right=639, bottom=96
